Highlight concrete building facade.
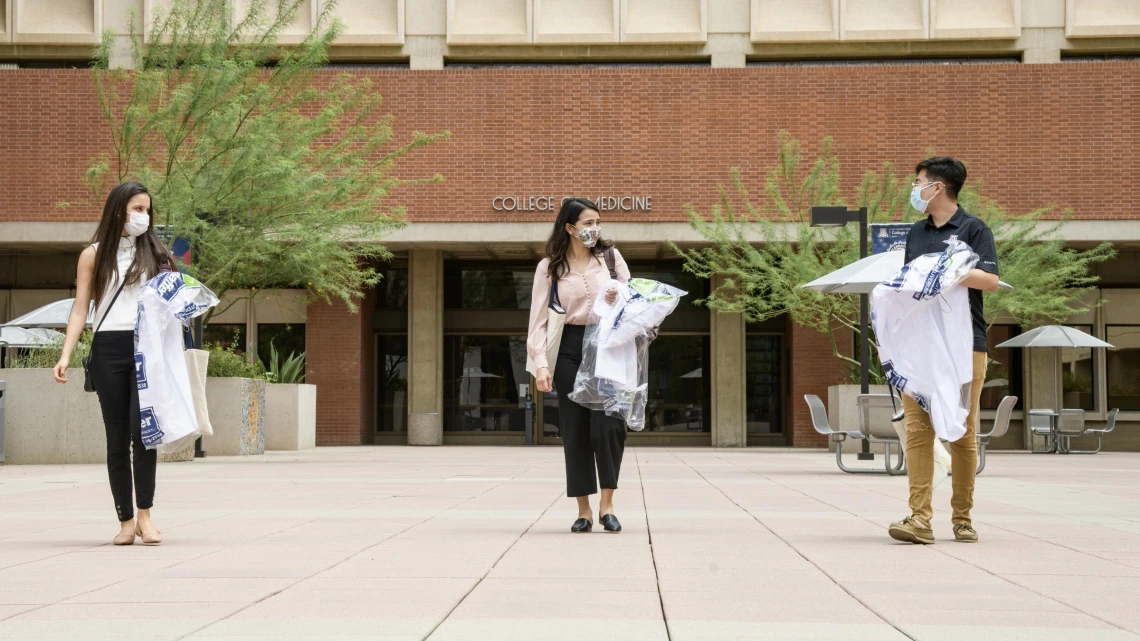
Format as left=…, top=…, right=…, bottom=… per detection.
left=2, top=0, right=1139, bottom=450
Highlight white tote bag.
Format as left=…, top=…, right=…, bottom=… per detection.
left=525, top=278, right=566, bottom=378
left=184, top=348, right=213, bottom=437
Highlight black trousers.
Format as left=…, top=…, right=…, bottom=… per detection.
left=554, top=324, right=626, bottom=498
left=91, top=331, right=156, bottom=522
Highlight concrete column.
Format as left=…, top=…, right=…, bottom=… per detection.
left=407, top=249, right=444, bottom=445
left=406, top=35, right=446, bottom=71
left=710, top=275, right=747, bottom=447
left=1023, top=347, right=1060, bottom=449
left=708, top=33, right=748, bottom=68
left=1022, top=48, right=1062, bottom=64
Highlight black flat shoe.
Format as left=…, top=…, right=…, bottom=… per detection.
left=571, top=518, right=593, bottom=533
left=600, top=514, right=622, bottom=533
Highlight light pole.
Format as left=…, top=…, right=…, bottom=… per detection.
left=810, top=206, right=874, bottom=461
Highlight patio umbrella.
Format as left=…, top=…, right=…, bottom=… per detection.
left=801, top=250, right=1013, bottom=294
left=0, top=326, right=64, bottom=348
left=0, top=326, right=65, bottom=368
left=3, top=298, right=91, bottom=329
left=996, top=326, right=1114, bottom=413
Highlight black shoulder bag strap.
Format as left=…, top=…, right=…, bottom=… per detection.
left=82, top=277, right=128, bottom=392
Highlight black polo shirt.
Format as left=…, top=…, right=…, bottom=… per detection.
left=904, top=206, right=999, bottom=352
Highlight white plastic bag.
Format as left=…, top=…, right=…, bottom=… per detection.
left=135, top=272, right=219, bottom=452
left=873, top=240, right=978, bottom=442
left=569, top=278, right=686, bottom=430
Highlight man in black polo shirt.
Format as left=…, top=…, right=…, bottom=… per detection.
left=888, top=156, right=1000, bottom=546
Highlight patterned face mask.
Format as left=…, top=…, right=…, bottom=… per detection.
left=575, top=225, right=602, bottom=248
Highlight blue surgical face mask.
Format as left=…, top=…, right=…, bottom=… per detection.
left=910, top=182, right=941, bottom=214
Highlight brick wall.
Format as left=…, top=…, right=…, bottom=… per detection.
left=789, top=321, right=853, bottom=448
left=306, top=297, right=372, bottom=446
left=2, top=63, right=1139, bottom=223
left=4, top=63, right=1137, bottom=446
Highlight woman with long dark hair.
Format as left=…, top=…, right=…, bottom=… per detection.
left=53, top=181, right=173, bottom=545
left=528, top=198, right=631, bottom=533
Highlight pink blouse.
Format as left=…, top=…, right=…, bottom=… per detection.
left=527, top=248, right=631, bottom=371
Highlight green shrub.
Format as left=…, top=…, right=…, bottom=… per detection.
left=8, top=330, right=92, bottom=369
left=205, top=338, right=265, bottom=379
left=265, top=344, right=306, bottom=384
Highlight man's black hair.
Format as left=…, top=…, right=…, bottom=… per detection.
left=915, top=156, right=967, bottom=199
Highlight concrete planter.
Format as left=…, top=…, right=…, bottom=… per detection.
left=0, top=368, right=198, bottom=464
left=265, top=383, right=316, bottom=451
left=202, top=377, right=266, bottom=456
left=0, top=368, right=105, bottom=464
left=827, top=384, right=892, bottom=453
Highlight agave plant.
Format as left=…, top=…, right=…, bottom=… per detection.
left=266, top=343, right=306, bottom=385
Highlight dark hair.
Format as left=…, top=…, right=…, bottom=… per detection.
left=90, top=181, right=173, bottom=310
left=543, top=197, right=612, bottom=281
left=915, top=156, right=967, bottom=199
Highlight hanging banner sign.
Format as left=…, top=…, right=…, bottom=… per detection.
left=492, top=196, right=652, bottom=213
left=871, top=223, right=911, bottom=254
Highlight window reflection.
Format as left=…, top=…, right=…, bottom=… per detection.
left=643, top=335, right=711, bottom=432
left=746, top=335, right=783, bottom=433
left=1063, top=325, right=1096, bottom=411
left=982, top=325, right=1023, bottom=410
left=375, top=335, right=408, bottom=432
left=203, top=324, right=246, bottom=354
left=444, top=264, right=533, bottom=310
left=376, top=268, right=408, bottom=311
left=257, top=323, right=305, bottom=368
left=1107, top=325, right=1140, bottom=411
left=444, top=335, right=529, bottom=431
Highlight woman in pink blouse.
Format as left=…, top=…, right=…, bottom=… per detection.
left=528, top=198, right=631, bottom=533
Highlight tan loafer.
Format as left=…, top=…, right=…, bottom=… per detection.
left=135, top=523, right=163, bottom=545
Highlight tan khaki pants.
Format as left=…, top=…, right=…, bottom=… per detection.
left=900, top=351, right=987, bottom=527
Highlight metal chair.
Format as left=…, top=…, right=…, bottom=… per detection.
left=856, top=394, right=907, bottom=475
left=1053, top=406, right=1117, bottom=451
left=1062, top=408, right=1119, bottom=454
left=1029, top=410, right=1057, bottom=454
left=1055, top=409, right=1087, bottom=454
left=804, top=394, right=881, bottom=474
left=976, top=395, right=1017, bottom=475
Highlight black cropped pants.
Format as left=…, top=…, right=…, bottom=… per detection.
left=91, top=331, right=156, bottom=522
left=554, top=324, right=626, bottom=498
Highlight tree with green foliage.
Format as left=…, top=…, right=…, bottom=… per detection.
left=672, top=132, right=1115, bottom=382
left=75, top=0, right=449, bottom=322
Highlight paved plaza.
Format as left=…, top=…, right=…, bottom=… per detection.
left=1, top=446, right=1139, bottom=641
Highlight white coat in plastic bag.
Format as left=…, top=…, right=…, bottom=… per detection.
left=569, top=278, right=687, bottom=430
left=135, top=272, right=220, bottom=452
left=872, top=240, right=978, bottom=442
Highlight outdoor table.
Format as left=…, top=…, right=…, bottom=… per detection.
left=1029, top=409, right=1059, bottom=453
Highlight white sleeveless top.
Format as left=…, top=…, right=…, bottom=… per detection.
left=92, top=237, right=143, bottom=332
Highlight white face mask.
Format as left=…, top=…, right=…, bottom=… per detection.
left=124, top=212, right=150, bottom=237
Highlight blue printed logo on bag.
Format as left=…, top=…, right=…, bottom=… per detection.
left=139, top=407, right=164, bottom=448
left=155, top=273, right=185, bottom=302
left=134, top=352, right=148, bottom=390
left=174, top=302, right=205, bottom=323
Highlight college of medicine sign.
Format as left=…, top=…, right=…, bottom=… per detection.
left=492, top=195, right=653, bottom=212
